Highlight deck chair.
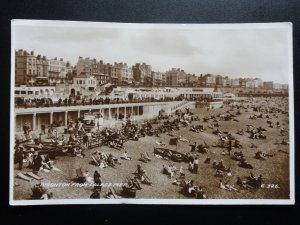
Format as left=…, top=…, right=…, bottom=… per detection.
left=31, top=133, right=39, bottom=140
left=91, top=155, right=100, bottom=166
left=145, top=152, right=152, bottom=161
left=24, top=133, right=31, bottom=141
left=139, top=153, right=148, bottom=163
left=75, top=168, right=86, bottom=183
left=15, top=134, right=24, bottom=143
left=110, top=187, right=121, bottom=199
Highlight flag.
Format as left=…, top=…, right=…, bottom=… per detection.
left=169, top=137, right=178, bottom=146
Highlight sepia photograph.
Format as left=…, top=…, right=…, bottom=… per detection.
left=10, top=20, right=294, bottom=205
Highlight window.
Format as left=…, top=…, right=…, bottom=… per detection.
left=28, top=91, right=33, bottom=94
left=15, top=90, right=20, bottom=94
left=21, top=91, right=26, bottom=94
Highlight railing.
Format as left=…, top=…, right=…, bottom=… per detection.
left=15, top=97, right=187, bottom=109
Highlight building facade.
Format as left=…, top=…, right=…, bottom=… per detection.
left=263, top=81, right=274, bottom=90
left=202, top=74, right=216, bottom=87
left=15, top=50, right=37, bottom=85
left=166, top=68, right=187, bottom=87
left=48, top=57, right=67, bottom=84
left=36, top=55, right=49, bottom=78
left=72, top=74, right=98, bottom=94
left=132, top=62, right=152, bottom=86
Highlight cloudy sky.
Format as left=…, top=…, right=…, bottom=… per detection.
left=13, top=21, right=291, bottom=83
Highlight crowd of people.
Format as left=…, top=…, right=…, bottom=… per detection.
left=15, top=94, right=185, bottom=108
left=14, top=96, right=289, bottom=200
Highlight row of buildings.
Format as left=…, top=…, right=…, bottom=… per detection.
left=15, top=49, right=288, bottom=90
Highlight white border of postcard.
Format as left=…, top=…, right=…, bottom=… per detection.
left=10, top=20, right=294, bottom=205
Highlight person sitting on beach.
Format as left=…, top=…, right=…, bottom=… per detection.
left=32, top=152, right=43, bottom=173
left=83, top=170, right=93, bottom=183
left=93, top=170, right=102, bottom=191
left=179, top=165, right=185, bottom=178
left=179, top=135, right=189, bottom=142
left=51, top=138, right=59, bottom=145
left=107, top=154, right=115, bottom=167
left=156, top=140, right=166, bottom=146
left=193, top=157, right=199, bottom=173
left=131, top=176, right=142, bottom=190
left=190, top=142, right=197, bottom=152
left=139, top=152, right=151, bottom=162
left=74, top=146, right=85, bottom=158
left=90, top=189, right=100, bottom=199
left=217, top=160, right=225, bottom=171
left=215, top=169, right=224, bottom=177
left=41, top=191, right=53, bottom=200
left=255, top=151, right=267, bottom=160
left=139, top=169, right=152, bottom=185
left=204, top=157, right=211, bottom=164
left=68, top=134, right=75, bottom=145
left=31, top=182, right=53, bottom=199
left=134, top=164, right=143, bottom=176
left=165, top=165, right=177, bottom=178
left=219, top=180, right=239, bottom=192
left=43, top=155, right=54, bottom=169
left=187, top=180, right=196, bottom=194
left=188, top=161, right=194, bottom=172
left=121, top=151, right=131, bottom=160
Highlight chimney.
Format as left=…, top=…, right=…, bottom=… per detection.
left=30, top=51, right=34, bottom=55
left=100, top=60, right=103, bottom=64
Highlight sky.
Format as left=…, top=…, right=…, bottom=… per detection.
left=13, top=21, right=291, bottom=84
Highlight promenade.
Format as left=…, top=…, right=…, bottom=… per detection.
left=14, top=100, right=194, bottom=132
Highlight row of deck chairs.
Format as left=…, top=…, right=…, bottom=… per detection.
left=15, top=133, right=39, bottom=144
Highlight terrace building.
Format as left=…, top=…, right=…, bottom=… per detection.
left=132, top=62, right=152, bottom=86
left=202, top=74, right=216, bottom=87
left=166, top=68, right=187, bottom=87
left=263, top=81, right=274, bottom=90
left=15, top=49, right=37, bottom=85
left=232, top=78, right=240, bottom=88
left=48, top=57, right=67, bottom=84
left=152, top=71, right=165, bottom=86
left=36, top=55, right=49, bottom=77
left=76, top=57, right=94, bottom=76
left=113, top=63, right=133, bottom=85
left=186, top=74, right=198, bottom=87
left=72, top=73, right=98, bottom=94
left=253, top=78, right=263, bottom=88
left=216, top=75, right=225, bottom=87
